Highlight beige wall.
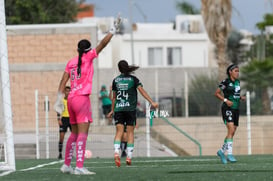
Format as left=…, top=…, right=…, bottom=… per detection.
left=151, top=116, right=273, bottom=155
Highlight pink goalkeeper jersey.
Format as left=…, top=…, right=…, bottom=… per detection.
left=65, top=49, right=98, bottom=98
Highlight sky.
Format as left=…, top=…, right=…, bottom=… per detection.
left=86, top=0, right=272, bottom=35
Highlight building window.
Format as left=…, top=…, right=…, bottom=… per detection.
left=148, top=47, right=163, bottom=66
left=167, top=47, right=182, bottom=66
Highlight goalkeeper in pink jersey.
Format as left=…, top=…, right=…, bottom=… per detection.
left=54, top=16, right=122, bottom=175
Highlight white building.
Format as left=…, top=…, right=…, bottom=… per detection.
left=82, top=15, right=217, bottom=69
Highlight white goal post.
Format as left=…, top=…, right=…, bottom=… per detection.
left=0, top=0, right=16, bottom=172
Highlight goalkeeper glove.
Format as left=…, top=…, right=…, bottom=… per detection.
left=110, top=14, right=122, bottom=34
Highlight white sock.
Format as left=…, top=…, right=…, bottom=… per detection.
left=114, top=141, right=121, bottom=154
left=127, top=144, right=134, bottom=159
left=220, top=139, right=228, bottom=153
left=227, top=139, right=233, bottom=155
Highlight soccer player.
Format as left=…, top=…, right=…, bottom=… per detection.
left=99, top=85, right=112, bottom=125
left=214, top=64, right=245, bottom=164
left=54, top=16, right=121, bottom=175
left=57, top=86, right=71, bottom=159
left=108, top=60, right=158, bottom=167
left=109, top=85, right=128, bottom=157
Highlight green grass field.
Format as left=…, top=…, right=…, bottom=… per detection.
left=1, top=155, right=273, bottom=181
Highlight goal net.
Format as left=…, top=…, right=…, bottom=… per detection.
left=0, top=0, right=15, bottom=173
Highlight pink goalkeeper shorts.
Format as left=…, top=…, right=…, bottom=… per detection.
left=67, top=95, right=92, bottom=125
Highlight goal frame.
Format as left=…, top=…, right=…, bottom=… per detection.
left=0, top=0, right=16, bottom=172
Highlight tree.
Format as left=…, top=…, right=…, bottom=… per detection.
left=240, top=58, right=273, bottom=114
left=5, top=0, right=86, bottom=24
left=255, top=13, right=273, bottom=60
left=201, top=0, right=232, bottom=81
left=256, top=13, right=273, bottom=32
left=188, top=74, right=220, bottom=116
left=176, top=1, right=200, bottom=14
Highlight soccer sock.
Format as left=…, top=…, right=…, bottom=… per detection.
left=220, top=139, right=228, bottom=153
left=226, top=138, right=233, bottom=155
left=58, top=141, right=63, bottom=154
left=127, top=143, right=134, bottom=159
left=64, top=132, right=77, bottom=166
left=114, top=140, right=121, bottom=154
left=120, top=141, right=127, bottom=152
left=76, top=133, right=88, bottom=168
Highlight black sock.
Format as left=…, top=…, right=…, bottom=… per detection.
left=120, top=142, right=127, bottom=152
left=58, top=141, right=63, bottom=154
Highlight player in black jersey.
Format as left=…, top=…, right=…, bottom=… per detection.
left=108, top=60, right=158, bottom=167
left=215, top=64, right=245, bottom=164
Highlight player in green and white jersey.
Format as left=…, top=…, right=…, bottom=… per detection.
left=215, top=64, right=246, bottom=164
left=108, top=60, right=158, bottom=167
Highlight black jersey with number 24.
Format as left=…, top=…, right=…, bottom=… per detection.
left=112, top=74, right=142, bottom=112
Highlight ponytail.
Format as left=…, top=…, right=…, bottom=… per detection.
left=77, top=50, right=83, bottom=76
left=77, top=39, right=92, bottom=76
left=118, top=60, right=139, bottom=75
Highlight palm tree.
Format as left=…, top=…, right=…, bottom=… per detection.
left=201, top=0, right=232, bottom=81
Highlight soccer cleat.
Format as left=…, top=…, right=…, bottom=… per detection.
left=114, top=153, right=121, bottom=167
left=126, top=157, right=131, bottom=166
left=217, top=150, right=227, bottom=164
left=74, top=167, right=96, bottom=175
left=121, top=151, right=127, bottom=158
left=60, top=164, right=73, bottom=174
left=227, top=154, right=237, bottom=163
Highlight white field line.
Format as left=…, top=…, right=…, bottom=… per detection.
left=0, top=170, right=14, bottom=177
left=19, top=158, right=218, bottom=171
left=19, top=160, right=63, bottom=172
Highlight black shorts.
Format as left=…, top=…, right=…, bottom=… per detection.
left=221, top=107, right=239, bottom=126
left=114, top=111, right=136, bottom=126
left=59, top=117, right=71, bottom=133
left=123, top=119, right=137, bottom=132
left=102, top=105, right=111, bottom=115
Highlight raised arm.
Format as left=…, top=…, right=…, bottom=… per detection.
left=95, top=33, right=114, bottom=55
left=95, top=15, right=122, bottom=54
